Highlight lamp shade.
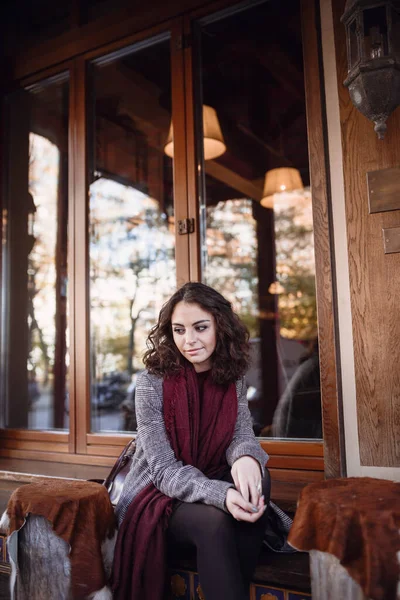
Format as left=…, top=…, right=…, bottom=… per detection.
left=260, top=167, right=303, bottom=208
left=164, top=105, right=226, bottom=160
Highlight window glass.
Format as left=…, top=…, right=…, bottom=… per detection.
left=196, top=0, right=321, bottom=439
left=1, top=75, right=69, bottom=430
left=88, top=36, right=176, bottom=433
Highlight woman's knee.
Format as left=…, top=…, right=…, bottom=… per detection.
left=190, top=504, right=234, bottom=543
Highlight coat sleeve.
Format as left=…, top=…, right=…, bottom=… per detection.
left=135, top=372, right=233, bottom=512
left=225, top=377, right=269, bottom=475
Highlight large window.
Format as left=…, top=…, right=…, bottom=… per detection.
left=88, top=36, right=176, bottom=433
left=195, top=0, right=321, bottom=439
left=0, top=0, right=336, bottom=472
left=1, top=75, right=69, bottom=431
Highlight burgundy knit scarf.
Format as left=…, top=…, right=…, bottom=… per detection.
left=112, top=366, right=237, bottom=600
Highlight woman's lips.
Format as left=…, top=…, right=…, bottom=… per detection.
left=186, top=348, right=202, bottom=354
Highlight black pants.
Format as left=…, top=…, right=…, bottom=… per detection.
left=167, top=471, right=270, bottom=600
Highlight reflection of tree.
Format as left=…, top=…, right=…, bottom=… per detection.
left=274, top=196, right=317, bottom=340
left=127, top=250, right=166, bottom=375
left=90, top=179, right=175, bottom=380
left=28, top=134, right=59, bottom=387
left=204, top=193, right=317, bottom=341
left=205, top=200, right=259, bottom=338
left=128, top=259, right=149, bottom=375
left=28, top=265, right=51, bottom=385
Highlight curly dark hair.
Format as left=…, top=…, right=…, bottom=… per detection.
left=143, top=282, right=250, bottom=385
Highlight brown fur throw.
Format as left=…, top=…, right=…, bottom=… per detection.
left=288, top=477, right=400, bottom=600
left=4, top=480, right=116, bottom=599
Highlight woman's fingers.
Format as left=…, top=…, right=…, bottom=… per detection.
left=239, top=474, right=250, bottom=503
left=226, top=488, right=253, bottom=519
left=249, top=504, right=267, bottom=522
left=231, top=456, right=263, bottom=507
left=232, top=489, right=262, bottom=521
left=233, top=503, right=266, bottom=523
left=234, top=489, right=255, bottom=512
left=226, top=488, right=267, bottom=523
left=232, top=472, right=241, bottom=494
left=238, top=472, right=260, bottom=506
left=249, top=482, right=260, bottom=506
left=234, top=507, right=257, bottom=522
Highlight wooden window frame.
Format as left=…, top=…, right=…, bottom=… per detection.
left=181, top=0, right=343, bottom=479
left=0, top=60, right=75, bottom=459
left=0, top=0, right=343, bottom=483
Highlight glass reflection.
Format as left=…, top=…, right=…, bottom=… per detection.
left=89, top=36, right=175, bottom=433
left=197, top=0, right=321, bottom=439
left=1, top=77, right=69, bottom=430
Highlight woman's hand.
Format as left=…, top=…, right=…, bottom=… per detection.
left=231, top=455, right=262, bottom=506
left=226, top=487, right=266, bottom=522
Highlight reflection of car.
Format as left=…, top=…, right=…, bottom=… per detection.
left=120, top=370, right=144, bottom=431
left=246, top=337, right=309, bottom=435
left=28, top=379, right=40, bottom=406
left=246, top=338, right=264, bottom=435
left=92, top=372, right=129, bottom=410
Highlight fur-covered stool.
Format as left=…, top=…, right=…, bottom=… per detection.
left=288, top=477, right=400, bottom=600
left=0, top=479, right=117, bottom=600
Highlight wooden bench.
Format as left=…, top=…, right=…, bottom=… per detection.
left=0, top=515, right=311, bottom=600
left=0, top=461, right=312, bottom=599
left=168, top=538, right=311, bottom=599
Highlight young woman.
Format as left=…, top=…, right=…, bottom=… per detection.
left=112, top=282, right=270, bottom=600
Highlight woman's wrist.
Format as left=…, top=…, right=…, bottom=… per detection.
left=233, top=454, right=262, bottom=476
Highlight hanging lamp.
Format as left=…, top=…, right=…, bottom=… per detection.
left=260, top=167, right=304, bottom=208
left=164, top=105, right=226, bottom=161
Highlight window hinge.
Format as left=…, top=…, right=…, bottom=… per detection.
left=178, top=218, right=195, bottom=235
left=176, top=34, right=191, bottom=51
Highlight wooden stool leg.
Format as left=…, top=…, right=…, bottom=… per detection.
left=17, top=515, right=71, bottom=600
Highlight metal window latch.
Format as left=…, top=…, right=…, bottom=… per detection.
left=176, top=34, right=191, bottom=51
left=177, top=218, right=195, bottom=235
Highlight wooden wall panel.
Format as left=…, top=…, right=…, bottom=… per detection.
left=332, top=1, right=400, bottom=467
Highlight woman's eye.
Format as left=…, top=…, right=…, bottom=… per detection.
left=196, top=326, right=207, bottom=332
left=173, top=328, right=185, bottom=335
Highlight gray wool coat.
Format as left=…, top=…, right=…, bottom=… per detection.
left=116, top=370, right=269, bottom=525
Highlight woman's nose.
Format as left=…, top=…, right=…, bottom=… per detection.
left=185, top=330, right=196, bottom=345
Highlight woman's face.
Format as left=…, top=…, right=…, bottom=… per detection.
left=171, top=301, right=217, bottom=372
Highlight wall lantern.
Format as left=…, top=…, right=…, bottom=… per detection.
left=341, top=0, right=400, bottom=139
left=260, top=167, right=303, bottom=208
left=164, top=105, right=226, bottom=161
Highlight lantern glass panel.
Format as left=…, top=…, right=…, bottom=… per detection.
left=363, top=7, right=389, bottom=59
left=391, top=8, right=400, bottom=58
left=349, top=18, right=360, bottom=69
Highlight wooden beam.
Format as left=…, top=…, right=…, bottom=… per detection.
left=255, top=42, right=304, bottom=101
left=237, top=124, right=293, bottom=166
left=98, top=63, right=170, bottom=134
left=205, top=160, right=263, bottom=201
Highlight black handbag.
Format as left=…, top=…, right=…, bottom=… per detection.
left=102, top=438, right=136, bottom=508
